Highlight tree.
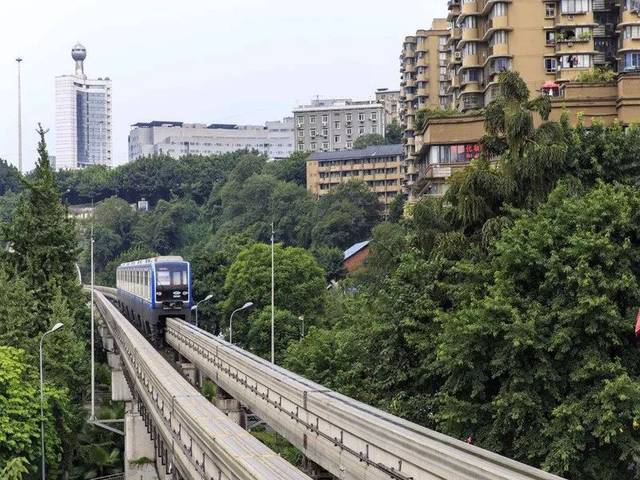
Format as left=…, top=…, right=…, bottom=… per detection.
left=385, top=120, right=403, bottom=144
left=435, top=183, right=640, bottom=478
left=0, top=158, right=22, bottom=196
left=353, top=134, right=386, bottom=150
left=266, top=151, right=309, bottom=187
left=222, top=243, right=326, bottom=348
left=1, top=125, right=80, bottom=310
left=387, top=195, right=405, bottom=223
left=244, top=307, right=302, bottom=361
left=0, top=347, right=63, bottom=475
left=312, top=181, right=382, bottom=250
left=0, top=458, right=29, bottom=480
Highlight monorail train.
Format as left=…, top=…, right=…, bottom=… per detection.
left=116, top=256, right=192, bottom=343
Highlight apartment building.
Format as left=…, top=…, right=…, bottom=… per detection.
left=128, top=118, right=294, bottom=161
left=293, top=99, right=386, bottom=153
left=375, top=88, right=402, bottom=124
left=401, top=0, right=640, bottom=199
left=400, top=19, right=451, bottom=189
left=306, top=144, right=404, bottom=206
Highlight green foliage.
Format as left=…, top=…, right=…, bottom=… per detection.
left=353, top=133, right=385, bottom=150
left=312, top=181, right=382, bottom=250
left=0, top=347, right=63, bottom=475
left=436, top=183, right=640, bottom=477
left=574, top=67, right=617, bottom=83
left=0, top=158, right=22, bottom=196
left=0, top=457, right=29, bottom=480
left=251, top=428, right=302, bottom=466
left=1, top=126, right=80, bottom=310
left=387, top=195, right=405, bottom=223
left=385, top=120, right=403, bottom=144
left=244, top=307, right=302, bottom=360
left=223, top=243, right=325, bottom=319
left=265, top=151, right=309, bottom=187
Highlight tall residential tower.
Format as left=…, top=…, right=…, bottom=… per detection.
left=55, top=44, right=112, bottom=170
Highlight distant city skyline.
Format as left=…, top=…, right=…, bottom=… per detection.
left=0, top=0, right=442, bottom=171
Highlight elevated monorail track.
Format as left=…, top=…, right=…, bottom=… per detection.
left=93, top=288, right=311, bottom=480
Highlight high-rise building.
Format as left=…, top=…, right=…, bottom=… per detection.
left=400, top=19, right=451, bottom=190
left=128, top=117, right=294, bottom=161
left=401, top=0, right=640, bottom=199
left=55, top=43, right=112, bottom=170
left=293, top=99, right=386, bottom=153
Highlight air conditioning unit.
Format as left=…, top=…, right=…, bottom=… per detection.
left=455, top=52, right=462, bottom=59
left=568, top=14, right=574, bottom=20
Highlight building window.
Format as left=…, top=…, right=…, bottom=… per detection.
left=358, top=126, right=365, bottom=134
left=545, top=2, right=556, bottom=17
left=321, top=115, right=328, bottom=125
left=322, top=128, right=328, bottom=136
left=561, top=0, right=589, bottom=14
left=310, top=142, right=317, bottom=151
left=298, top=142, right=304, bottom=150
left=346, top=127, right=353, bottom=135
left=298, top=130, right=304, bottom=138
left=346, top=141, right=353, bottom=149
left=334, top=121, right=341, bottom=129
left=346, top=113, right=352, bottom=122
left=560, top=54, right=591, bottom=68
left=322, top=142, right=329, bottom=150
left=545, top=57, right=557, bottom=73
left=297, top=117, right=304, bottom=127
left=463, top=42, right=477, bottom=56
left=624, top=26, right=640, bottom=39
left=310, top=128, right=316, bottom=137
left=358, top=113, right=365, bottom=122
left=490, top=2, right=507, bottom=17
left=624, top=52, right=640, bottom=70
left=490, top=31, right=507, bottom=45
left=463, top=68, right=482, bottom=82
left=334, top=135, right=341, bottom=143
left=370, top=126, right=377, bottom=134
left=370, top=112, right=378, bottom=121
left=546, top=31, right=556, bottom=45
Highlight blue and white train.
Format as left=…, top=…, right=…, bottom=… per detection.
left=116, top=256, right=192, bottom=343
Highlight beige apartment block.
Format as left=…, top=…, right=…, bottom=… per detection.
left=401, top=0, right=640, bottom=199
left=400, top=19, right=450, bottom=190
left=306, top=144, right=404, bottom=206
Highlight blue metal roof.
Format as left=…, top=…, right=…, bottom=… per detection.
left=309, top=144, right=403, bottom=163
left=343, top=240, right=371, bottom=260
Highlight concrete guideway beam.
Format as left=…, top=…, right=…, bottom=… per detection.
left=93, top=289, right=312, bottom=480
left=166, top=318, right=567, bottom=480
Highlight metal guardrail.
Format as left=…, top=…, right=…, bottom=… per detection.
left=166, top=318, right=567, bottom=480
left=93, top=289, right=311, bottom=480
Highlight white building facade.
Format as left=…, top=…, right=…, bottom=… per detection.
left=128, top=118, right=294, bottom=161
left=292, top=99, right=386, bottom=153
left=55, top=43, right=112, bottom=170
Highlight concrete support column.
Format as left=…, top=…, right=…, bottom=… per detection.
left=180, top=362, right=198, bottom=385
left=215, top=387, right=247, bottom=429
left=124, top=401, right=159, bottom=480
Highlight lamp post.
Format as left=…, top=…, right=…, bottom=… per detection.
left=16, top=57, right=22, bottom=174
left=229, top=302, right=254, bottom=345
left=40, top=322, right=64, bottom=480
left=191, top=294, right=213, bottom=328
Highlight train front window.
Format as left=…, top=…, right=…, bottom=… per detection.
left=157, top=270, right=171, bottom=286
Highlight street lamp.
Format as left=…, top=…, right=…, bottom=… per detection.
left=229, top=302, right=254, bottom=345
left=191, top=294, right=213, bottom=328
left=40, top=322, right=64, bottom=480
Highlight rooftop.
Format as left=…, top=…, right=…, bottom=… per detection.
left=344, top=241, right=371, bottom=260
left=309, top=144, right=403, bottom=163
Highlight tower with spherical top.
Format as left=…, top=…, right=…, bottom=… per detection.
left=71, top=43, right=87, bottom=77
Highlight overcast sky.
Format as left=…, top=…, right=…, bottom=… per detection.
left=0, top=0, right=443, bottom=170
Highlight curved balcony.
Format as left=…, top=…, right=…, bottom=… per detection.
left=462, top=53, right=480, bottom=68
left=404, top=63, right=416, bottom=74
left=417, top=56, right=429, bottom=67
left=482, top=16, right=511, bottom=41
left=461, top=0, right=478, bottom=16
left=462, top=27, right=479, bottom=42
left=417, top=87, right=430, bottom=97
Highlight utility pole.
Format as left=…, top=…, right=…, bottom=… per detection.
left=271, top=222, right=275, bottom=364
left=90, top=200, right=96, bottom=421
left=16, top=57, right=23, bottom=173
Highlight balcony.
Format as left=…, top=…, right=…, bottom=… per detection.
left=461, top=0, right=478, bottom=16
left=462, top=27, right=480, bottom=42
